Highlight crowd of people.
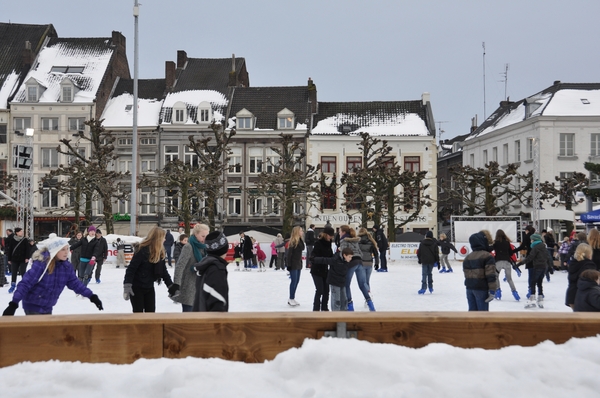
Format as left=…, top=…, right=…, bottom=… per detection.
left=4, top=222, right=600, bottom=316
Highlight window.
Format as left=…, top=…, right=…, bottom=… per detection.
left=118, top=198, right=131, bottom=215
left=321, top=156, right=336, bottom=173
left=199, top=109, right=209, bottom=122
left=41, top=148, right=58, bottom=168
left=42, top=179, right=58, bottom=208
left=483, top=150, right=488, bottom=164
left=27, top=86, right=38, bottom=102
left=41, top=118, right=59, bottom=131
left=228, top=196, right=241, bottom=215
left=469, top=154, right=474, bottom=167
left=238, top=117, right=252, bottom=129
left=293, top=201, right=304, bottom=215
left=404, top=156, right=420, bottom=172
left=141, top=157, right=156, bottom=172
left=503, top=144, right=509, bottom=164
left=250, top=198, right=263, bottom=215
left=68, top=117, right=85, bottom=131
left=560, top=133, right=575, bottom=157
left=164, top=195, right=179, bottom=215
left=51, top=66, right=84, bottom=73
left=165, top=146, right=179, bottom=163
left=492, top=147, right=498, bottom=162
left=527, top=138, right=534, bottom=160
left=14, top=117, right=31, bottom=132
left=515, top=140, right=521, bottom=162
left=228, top=147, right=242, bottom=173
left=0, top=125, right=6, bottom=144
left=322, top=186, right=336, bottom=210
left=68, top=148, right=85, bottom=165
left=140, top=188, right=156, bottom=215
left=140, top=138, right=156, bottom=145
left=346, top=156, right=362, bottom=172
left=592, top=134, right=600, bottom=157
left=62, top=86, right=73, bottom=102
left=381, top=156, right=396, bottom=168
left=118, top=138, right=133, bottom=146
left=175, top=109, right=185, bottom=123
left=184, top=146, right=200, bottom=168
left=249, top=147, right=263, bottom=174
left=559, top=172, right=574, bottom=202
left=278, top=117, right=293, bottom=129
left=119, top=159, right=132, bottom=173
left=266, top=197, right=280, bottom=215
left=265, top=148, right=280, bottom=173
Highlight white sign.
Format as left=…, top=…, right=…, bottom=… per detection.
left=390, top=242, right=419, bottom=260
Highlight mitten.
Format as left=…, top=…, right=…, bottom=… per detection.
left=123, top=283, right=134, bottom=301
left=90, top=294, right=104, bottom=310
left=2, top=301, right=18, bottom=316
left=485, top=291, right=495, bottom=303
left=168, top=283, right=180, bottom=297
left=89, top=256, right=96, bottom=266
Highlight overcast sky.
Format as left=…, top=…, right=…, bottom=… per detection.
left=4, top=0, right=600, bottom=139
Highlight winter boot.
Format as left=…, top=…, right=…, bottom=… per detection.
left=447, top=267, right=453, bottom=273
left=537, top=294, right=544, bottom=309
left=525, top=294, right=537, bottom=309
left=347, top=301, right=354, bottom=311
left=512, top=290, right=521, bottom=301
left=366, top=300, right=376, bottom=312
left=418, top=288, right=426, bottom=295
left=8, top=282, right=16, bottom=293
left=440, top=266, right=447, bottom=273
left=495, top=289, right=502, bottom=300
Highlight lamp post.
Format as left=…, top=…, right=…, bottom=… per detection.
left=130, top=0, right=139, bottom=236
left=15, top=128, right=35, bottom=239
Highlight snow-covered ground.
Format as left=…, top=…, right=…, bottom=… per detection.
left=2, top=259, right=600, bottom=398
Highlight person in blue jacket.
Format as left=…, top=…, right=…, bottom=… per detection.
left=2, top=237, right=103, bottom=315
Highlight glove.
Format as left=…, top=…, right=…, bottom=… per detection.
left=123, top=283, right=134, bottom=301
left=2, top=301, right=18, bottom=316
left=89, top=294, right=103, bottom=310
left=168, top=283, right=180, bottom=297
left=89, top=256, right=96, bottom=266
left=485, top=291, right=495, bottom=303
left=435, top=262, right=440, bottom=270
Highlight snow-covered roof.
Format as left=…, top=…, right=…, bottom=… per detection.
left=11, top=37, right=115, bottom=104
left=0, top=70, right=19, bottom=109
left=468, top=83, right=600, bottom=140
left=312, top=112, right=429, bottom=136
left=102, top=93, right=164, bottom=128
left=160, top=90, right=229, bottom=124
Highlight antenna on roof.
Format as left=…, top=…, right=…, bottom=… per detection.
left=499, top=63, right=509, bottom=101
left=436, top=121, right=449, bottom=145
left=482, top=42, right=487, bottom=120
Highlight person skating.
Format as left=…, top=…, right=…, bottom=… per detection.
left=94, top=229, right=108, bottom=283
left=339, top=225, right=371, bottom=311
left=417, top=231, right=439, bottom=294
left=305, top=224, right=316, bottom=269
left=164, top=230, right=175, bottom=267
left=357, top=227, right=378, bottom=310
left=462, top=231, right=498, bottom=311
left=193, top=231, right=230, bottom=312
left=565, top=243, right=596, bottom=310
left=492, top=229, right=521, bottom=301
left=69, top=225, right=103, bottom=287
left=312, top=248, right=354, bottom=311
left=309, top=226, right=335, bottom=311
left=574, top=269, right=600, bottom=312
left=515, top=233, right=553, bottom=309
left=286, top=226, right=305, bottom=307
left=2, top=237, right=103, bottom=315
left=5, top=227, right=31, bottom=293
left=438, top=233, right=457, bottom=273
left=373, top=224, right=389, bottom=272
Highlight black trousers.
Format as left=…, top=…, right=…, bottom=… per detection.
left=130, top=286, right=156, bottom=313
left=311, top=274, right=330, bottom=311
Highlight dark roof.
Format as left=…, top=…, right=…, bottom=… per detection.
left=0, top=22, right=57, bottom=105
left=113, top=78, right=166, bottom=100
left=174, top=58, right=246, bottom=95
left=469, top=82, right=600, bottom=139
left=228, top=86, right=312, bottom=130
left=313, top=100, right=432, bottom=134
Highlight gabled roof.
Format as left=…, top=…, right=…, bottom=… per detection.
left=468, top=82, right=600, bottom=140
left=113, top=78, right=166, bottom=100
left=228, top=86, right=312, bottom=130
left=312, top=101, right=432, bottom=136
left=174, top=57, right=246, bottom=95
left=101, top=78, right=166, bottom=128
left=11, top=36, right=116, bottom=104
left=0, top=22, right=57, bottom=108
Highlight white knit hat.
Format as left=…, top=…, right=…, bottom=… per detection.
left=42, top=237, right=70, bottom=263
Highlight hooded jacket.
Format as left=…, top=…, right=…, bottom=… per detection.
left=462, top=232, right=498, bottom=292
left=417, top=238, right=439, bottom=265
left=565, top=258, right=597, bottom=306
left=313, top=252, right=350, bottom=287
left=574, top=276, right=600, bottom=312
left=193, top=254, right=229, bottom=312
left=518, top=240, right=551, bottom=270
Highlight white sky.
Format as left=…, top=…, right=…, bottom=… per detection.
left=4, top=0, right=600, bottom=140
left=3, top=258, right=600, bottom=396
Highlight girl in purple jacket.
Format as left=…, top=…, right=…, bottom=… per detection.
left=2, top=237, right=103, bottom=315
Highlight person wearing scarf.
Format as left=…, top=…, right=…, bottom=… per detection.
left=170, top=224, right=209, bottom=312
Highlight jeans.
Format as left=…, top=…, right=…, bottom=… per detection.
left=130, top=286, right=156, bottom=313
left=421, top=264, right=434, bottom=290
left=164, top=245, right=172, bottom=266
left=379, top=250, right=387, bottom=270
left=529, top=268, right=545, bottom=296
left=363, top=264, right=373, bottom=293
left=289, top=269, right=301, bottom=299
left=466, top=289, right=490, bottom=311
left=10, top=261, right=27, bottom=283
left=244, top=258, right=253, bottom=269
left=311, top=274, right=329, bottom=311
left=345, top=264, right=359, bottom=303
left=354, top=264, right=372, bottom=300
left=94, top=259, right=104, bottom=281
left=330, top=285, right=348, bottom=311
left=79, top=260, right=94, bottom=286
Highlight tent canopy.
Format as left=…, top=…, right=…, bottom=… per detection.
left=581, top=209, right=600, bottom=223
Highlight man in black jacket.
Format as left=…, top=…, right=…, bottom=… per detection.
left=5, top=227, right=30, bottom=293
left=373, top=225, right=389, bottom=272
left=94, top=229, right=108, bottom=283
left=417, top=231, right=439, bottom=294
left=305, top=224, right=316, bottom=269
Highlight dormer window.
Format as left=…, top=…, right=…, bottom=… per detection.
left=173, top=101, right=187, bottom=124
left=277, top=108, right=294, bottom=129
left=27, top=86, right=38, bottom=102
left=198, top=101, right=212, bottom=123
left=60, top=78, right=75, bottom=103
left=236, top=108, right=254, bottom=130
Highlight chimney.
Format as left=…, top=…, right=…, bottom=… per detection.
left=111, top=31, right=127, bottom=54
left=22, top=41, right=33, bottom=69
left=308, top=77, right=317, bottom=114
left=554, top=80, right=561, bottom=86
left=422, top=92, right=430, bottom=105
left=177, top=50, right=187, bottom=69
left=165, top=61, right=176, bottom=91
left=470, top=115, right=478, bottom=133
left=228, top=53, right=237, bottom=87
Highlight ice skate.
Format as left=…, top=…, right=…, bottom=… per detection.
left=525, top=294, right=537, bottom=309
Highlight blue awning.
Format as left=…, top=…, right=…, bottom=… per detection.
left=581, top=209, right=600, bottom=223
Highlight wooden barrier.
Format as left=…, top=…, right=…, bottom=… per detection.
left=1, top=311, right=600, bottom=368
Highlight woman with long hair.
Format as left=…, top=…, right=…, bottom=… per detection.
left=566, top=243, right=597, bottom=310
left=357, top=228, right=377, bottom=311
left=286, top=226, right=305, bottom=307
left=587, top=228, right=600, bottom=270
left=171, top=223, right=209, bottom=312
left=339, top=225, right=373, bottom=311
left=123, top=226, right=174, bottom=313
left=492, top=229, right=520, bottom=301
